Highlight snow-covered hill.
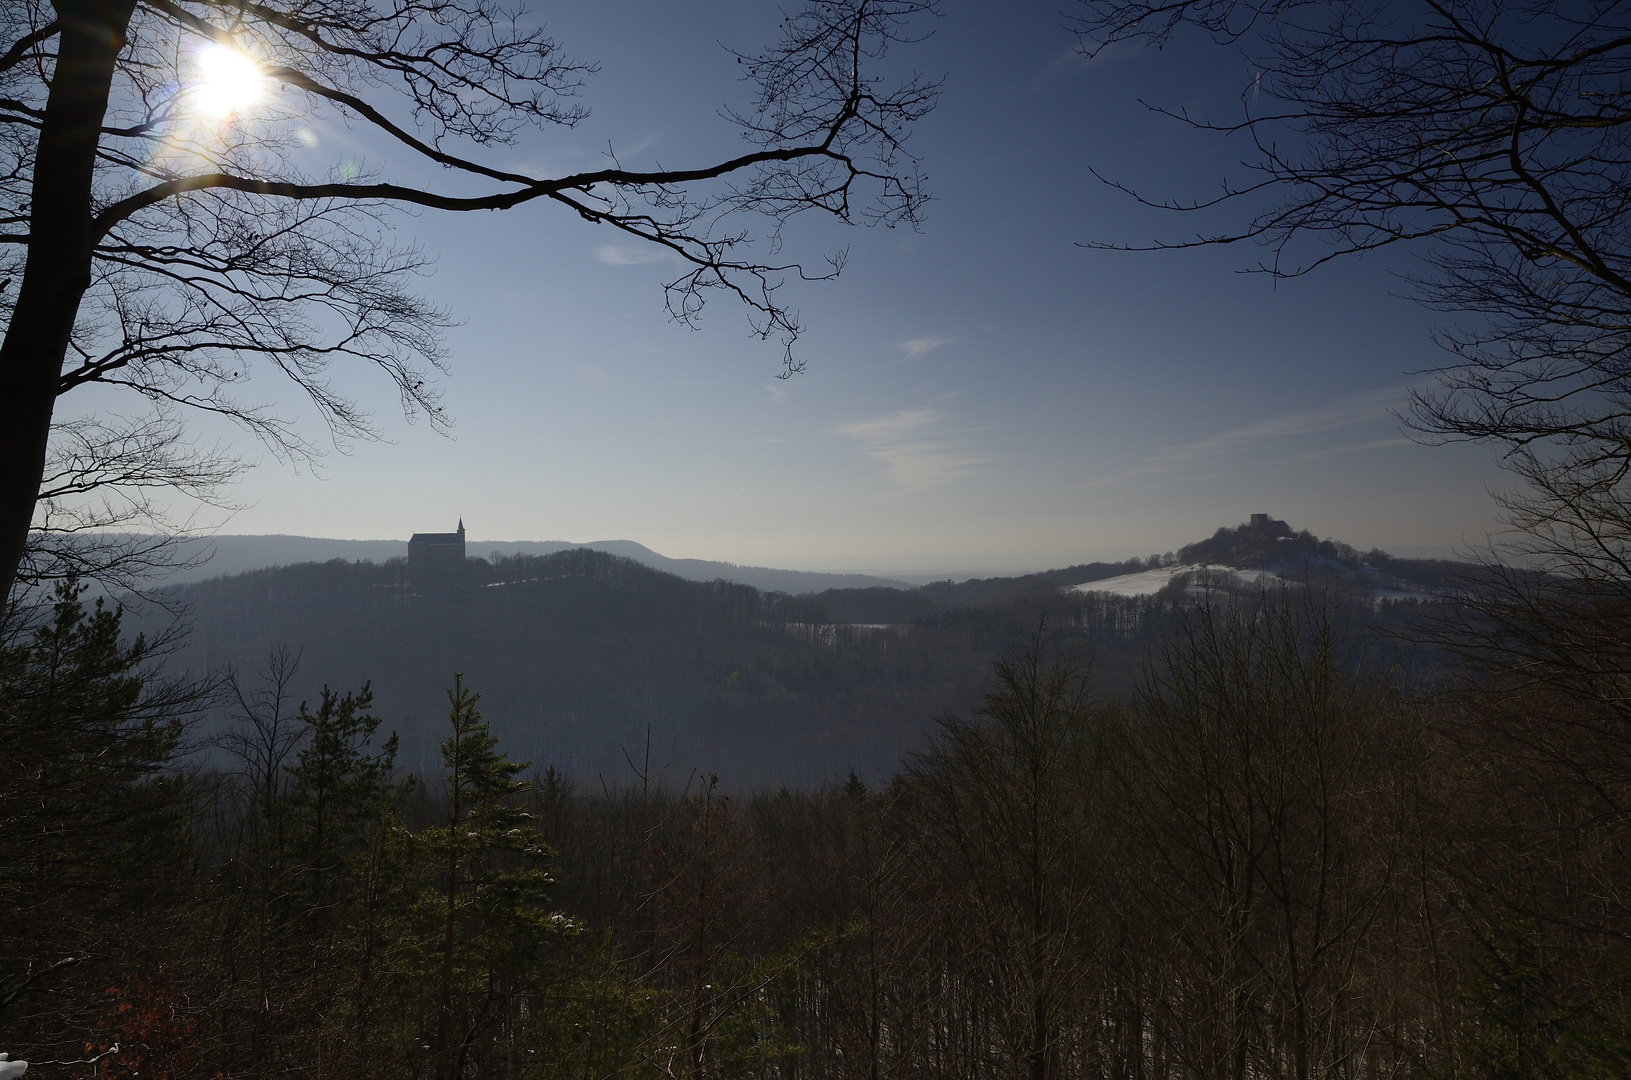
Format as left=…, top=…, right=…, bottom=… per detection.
left=1069, top=516, right=1448, bottom=602
left=1070, top=564, right=1277, bottom=597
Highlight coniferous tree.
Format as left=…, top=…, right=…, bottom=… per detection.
left=286, top=684, right=400, bottom=899
left=285, top=684, right=408, bottom=1075
left=0, top=579, right=200, bottom=1060
left=431, top=674, right=566, bottom=1080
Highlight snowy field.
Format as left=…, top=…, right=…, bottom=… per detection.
left=1070, top=564, right=1437, bottom=602
left=1070, top=565, right=1280, bottom=597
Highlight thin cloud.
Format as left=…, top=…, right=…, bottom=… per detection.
left=1041, top=38, right=1137, bottom=78
left=1078, top=387, right=1409, bottom=489
left=836, top=408, right=985, bottom=492
left=619, top=131, right=660, bottom=156
left=900, top=336, right=954, bottom=361
left=1143, top=387, right=1405, bottom=470
left=1298, top=437, right=1414, bottom=460
left=595, top=243, right=671, bottom=266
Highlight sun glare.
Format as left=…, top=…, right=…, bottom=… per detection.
left=194, top=45, right=263, bottom=118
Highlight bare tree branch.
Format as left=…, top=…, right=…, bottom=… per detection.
left=0, top=0, right=941, bottom=599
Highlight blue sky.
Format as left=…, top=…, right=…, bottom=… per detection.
left=136, top=0, right=1509, bottom=572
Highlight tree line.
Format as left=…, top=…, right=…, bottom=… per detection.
left=4, top=574, right=1627, bottom=1079
left=126, top=543, right=1445, bottom=787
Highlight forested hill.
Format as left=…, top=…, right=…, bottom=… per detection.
left=136, top=528, right=1462, bottom=787
left=145, top=533, right=916, bottom=593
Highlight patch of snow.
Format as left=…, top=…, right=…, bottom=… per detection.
left=1370, top=585, right=1437, bottom=602
left=1069, top=564, right=1441, bottom=604
left=1070, top=565, right=1276, bottom=598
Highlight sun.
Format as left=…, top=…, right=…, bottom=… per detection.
left=193, top=44, right=263, bottom=118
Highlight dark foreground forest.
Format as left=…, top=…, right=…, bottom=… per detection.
left=5, top=565, right=1630, bottom=1080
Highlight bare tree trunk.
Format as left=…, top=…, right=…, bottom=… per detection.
left=438, top=742, right=463, bottom=1080
left=689, top=784, right=712, bottom=1080
left=1029, top=985, right=1048, bottom=1080
left=437, top=845, right=457, bottom=1080
left=867, top=883, right=881, bottom=1080
left=1030, top=742, right=1051, bottom=1080
left=0, top=0, right=135, bottom=601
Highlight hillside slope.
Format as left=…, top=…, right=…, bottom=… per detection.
left=132, top=521, right=1462, bottom=786
left=147, top=534, right=914, bottom=593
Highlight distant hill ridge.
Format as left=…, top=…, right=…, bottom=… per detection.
left=1054, top=517, right=1467, bottom=603
left=128, top=518, right=1467, bottom=786
left=144, top=517, right=1466, bottom=608
left=153, top=534, right=916, bottom=594
left=1174, top=516, right=1463, bottom=586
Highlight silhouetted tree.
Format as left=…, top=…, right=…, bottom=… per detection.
left=1068, top=7, right=1631, bottom=894
left=430, top=673, right=563, bottom=1080
left=1135, top=591, right=1414, bottom=1079
left=1074, top=0, right=1631, bottom=451
left=1073, top=1, right=1631, bottom=609
left=0, top=0, right=941, bottom=600
left=0, top=579, right=201, bottom=1062
left=909, top=628, right=1102, bottom=1080
left=285, top=682, right=398, bottom=898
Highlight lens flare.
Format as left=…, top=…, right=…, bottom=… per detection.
left=194, top=45, right=263, bottom=118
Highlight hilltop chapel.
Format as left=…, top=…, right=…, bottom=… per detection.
left=408, top=518, right=466, bottom=582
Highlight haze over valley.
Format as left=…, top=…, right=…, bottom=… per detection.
left=137, top=515, right=1456, bottom=786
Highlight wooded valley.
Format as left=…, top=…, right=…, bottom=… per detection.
left=127, top=529, right=1448, bottom=785
left=5, top=534, right=1628, bottom=1080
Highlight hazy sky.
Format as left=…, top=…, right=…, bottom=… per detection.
left=113, top=0, right=1511, bottom=573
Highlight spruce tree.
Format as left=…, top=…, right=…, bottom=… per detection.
left=0, top=579, right=200, bottom=1057
left=431, top=674, right=565, bottom=1080
left=286, top=684, right=400, bottom=899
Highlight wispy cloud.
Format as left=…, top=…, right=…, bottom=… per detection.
left=1079, top=387, right=1409, bottom=490
left=1142, top=387, right=1405, bottom=471
left=836, top=408, right=984, bottom=492
left=1299, top=437, right=1413, bottom=460
left=900, top=336, right=954, bottom=361
left=1041, top=38, right=1136, bottom=78
left=595, top=243, right=671, bottom=266
left=618, top=131, right=660, bottom=156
